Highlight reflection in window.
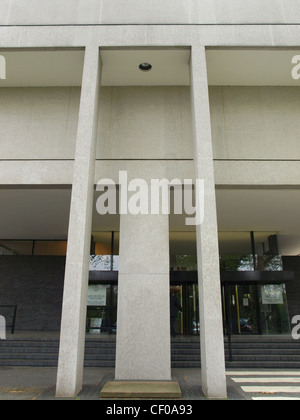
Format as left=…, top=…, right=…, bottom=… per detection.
left=34, top=241, right=67, bottom=256
left=90, top=232, right=119, bottom=271
left=0, top=241, right=33, bottom=255
left=90, top=233, right=111, bottom=271
left=113, top=232, right=119, bottom=271
left=0, top=240, right=67, bottom=256
left=90, top=255, right=111, bottom=271
left=259, top=284, right=290, bottom=334
left=170, top=232, right=197, bottom=271
left=175, top=255, right=197, bottom=271
left=86, top=284, right=118, bottom=335
left=255, top=233, right=283, bottom=271
left=219, top=232, right=254, bottom=271
left=219, top=232, right=283, bottom=272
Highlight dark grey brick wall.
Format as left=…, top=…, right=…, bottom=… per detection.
left=0, top=256, right=65, bottom=331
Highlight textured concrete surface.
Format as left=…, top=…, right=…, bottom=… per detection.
left=100, top=380, right=181, bottom=399
left=1, top=367, right=300, bottom=400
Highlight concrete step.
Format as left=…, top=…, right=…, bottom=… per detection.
left=1, top=337, right=300, bottom=369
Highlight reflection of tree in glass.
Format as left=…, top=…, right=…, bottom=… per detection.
left=176, top=255, right=198, bottom=271
left=219, top=254, right=253, bottom=271
left=90, top=255, right=111, bottom=271
left=220, top=253, right=283, bottom=272
left=262, top=254, right=283, bottom=271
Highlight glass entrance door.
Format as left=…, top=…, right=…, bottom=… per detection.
left=236, top=284, right=259, bottom=334
left=259, top=284, right=290, bottom=334
left=223, top=284, right=259, bottom=335
left=223, top=283, right=291, bottom=335
left=171, top=284, right=200, bottom=336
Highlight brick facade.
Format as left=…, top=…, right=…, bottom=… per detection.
left=0, top=256, right=65, bottom=331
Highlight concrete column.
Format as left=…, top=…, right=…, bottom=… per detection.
left=56, top=46, right=101, bottom=397
left=190, top=45, right=227, bottom=399
left=115, top=213, right=171, bottom=381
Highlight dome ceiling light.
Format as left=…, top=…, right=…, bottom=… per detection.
left=139, top=62, right=152, bottom=71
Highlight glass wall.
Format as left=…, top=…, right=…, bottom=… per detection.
left=259, top=284, right=290, bottom=334
left=219, top=232, right=254, bottom=271
left=1, top=231, right=291, bottom=336
left=254, top=233, right=283, bottom=272
left=219, top=231, right=283, bottom=272
left=90, top=232, right=119, bottom=271
left=87, top=232, right=119, bottom=334
left=170, top=284, right=200, bottom=336
left=90, top=232, right=112, bottom=271
left=169, top=231, right=291, bottom=335
left=223, top=284, right=259, bottom=334
left=170, top=231, right=283, bottom=272
left=86, top=283, right=118, bottom=335
left=0, top=240, right=67, bottom=256
left=170, top=232, right=197, bottom=271
left=219, top=231, right=290, bottom=335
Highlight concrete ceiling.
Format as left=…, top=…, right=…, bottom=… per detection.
left=0, top=50, right=85, bottom=87
left=0, top=48, right=190, bottom=87
left=0, top=188, right=72, bottom=240
left=0, top=188, right=299, bottom=247
left=1, top=48, right=300, bottom=87
left=206, top=49, right=300, bottom=86
left=101, top=48, right=190, bottom=86
left=216, top=188, right=300, bottom=234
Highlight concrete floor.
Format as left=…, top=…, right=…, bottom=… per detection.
left=0, top=366, right=300, bottom=400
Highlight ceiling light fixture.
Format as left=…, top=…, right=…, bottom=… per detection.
left=139, top=63, right=152, bottom=72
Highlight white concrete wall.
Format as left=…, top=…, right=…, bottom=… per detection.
left=0, top=25, right=298, bottom=50
left=1, top=85, right=300, bottom=162
left=101, top=85, right=300, bottom=161
left=98, top=87, right=193, bottom=160
left=0, top=86, right=192, bottom=160
left=210, top=86, right=300, bottom=160
left=0, top=87, right=80, bottom=160
left=0, top=0, right=299, bottom=25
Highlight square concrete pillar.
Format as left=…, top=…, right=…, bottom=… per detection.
left=190, top=45, right=227, bottom=399
left=115, top=213, right=171, bottom=381
left=56, top=46, right=101, bottom=397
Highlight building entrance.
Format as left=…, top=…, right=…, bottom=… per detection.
left=222, top=280, right=291, bottom=335
left=171, top=272, right=291, bottom=336
left=170, top=284, right=200, bottom=336
left=223, top=284, right=259, bottom=335
left=86, top=272, right=291, bottom=337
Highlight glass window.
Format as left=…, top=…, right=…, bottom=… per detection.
left=259, top=284, right=290, bottom=334
left=90, top=232, right=119, bottom=271
left=113, top=232, right=119, bottom=272
left=33, top=241, right=67, bottom=256
left=254, top=232, right=283, bottom=271
left=0, top=241, right=33, bottom=255
left=219, top=232, right=254, bottom=271
left=0, top=240, right=68, bottom=256
left=236, top=284, right=259, bottom=334
left=169, top=232, right=197, bottom=271
left=86, top=284, right=118, bottom=335
left=87, top=284, right=110, bottom=307
left=90, top=232, right=112, bottom=271
left=219, top=232, right=283, bottom=272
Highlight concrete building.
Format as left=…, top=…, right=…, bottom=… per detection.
left=0, top=0, right=300, bottom=398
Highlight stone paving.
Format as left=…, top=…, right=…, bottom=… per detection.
left=0, top=367, right=299, bottom=401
